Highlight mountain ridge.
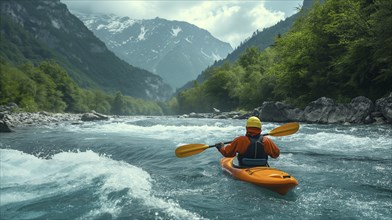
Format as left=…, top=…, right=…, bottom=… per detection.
left=73, top=11, right=233, bottom=89
left=0, top=0, right=172, bottom=100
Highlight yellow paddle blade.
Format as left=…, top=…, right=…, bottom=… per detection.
left=268, top=122, right=300, bottom=136
left=175, top=144, right=210, bottom=158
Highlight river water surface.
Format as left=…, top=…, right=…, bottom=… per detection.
left=1, top=116, right=391, bottom=219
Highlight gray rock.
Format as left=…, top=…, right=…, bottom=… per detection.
left=39, top=111, right=51, bottom=116
left=81, top=113, right=101, bottom=121
left=189, top=112, right=206, bottom=118
left=81, top=112, right=109, bottom=121
left=364, top=115, right=374, bottom=124
left=252, top=107, right=262, bottom=117
left=285, top=107, right=304, bottom=122
left=373, top=117, right=386, bottom=124
left=327, top=105, right=351, bottom=123
left=0, top=120, right=14, bottom=132
left=347, top=96, right=374, bottom=123
left=303, top=97, right=335, bottom=123
left=235, top=113, right=251, bottom=119
left=0, top=103, right=19, bottom=112
left=375, top=93, right=392, bottom=123
left=371, top=111, right=383, bottom=117
left=91, top=111, right=110, bottom=120
left=8, top=103, right=18, bottom=108
left=213, top=115, right=228, bottom=119
left=302, top=96, right=375, bottom=124
left=259, top=101, right=287, bottom=122
left=382, top=104, right=392, bottom=123
left=259, top=101, right=304, bottom=122
left=224, top=111, right=242, bottom=118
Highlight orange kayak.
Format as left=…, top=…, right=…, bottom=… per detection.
left=220, top=157, right=298, bottom=195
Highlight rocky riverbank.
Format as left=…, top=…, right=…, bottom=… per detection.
left=180, top=94, right=392, bottom=125
left=0, top=105, right=110, bottom=132
left=1, top=94, right=391, bottom=132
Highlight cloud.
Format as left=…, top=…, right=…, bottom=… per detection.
left=62, top=0, right=300, bottom=48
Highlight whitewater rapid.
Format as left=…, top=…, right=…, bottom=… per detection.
left=1, top=116, right=391, bottom=219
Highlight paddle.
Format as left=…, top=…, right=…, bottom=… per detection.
left=175, top=122, right=300, bottom=158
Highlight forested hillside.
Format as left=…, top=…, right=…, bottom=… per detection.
left=175, top=0, right=392, bottom=113
left=0, top=61, right=164, bottom=115
left=179, top=12, right=298, bottom=93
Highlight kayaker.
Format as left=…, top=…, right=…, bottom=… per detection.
left=216, top=116, right=280, bottom=167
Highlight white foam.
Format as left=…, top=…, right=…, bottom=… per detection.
left=65, top=119, right=244, bottom=146
left=0, top=149, right=203, bottom=219
left=282, top=127, right=392, bottom=154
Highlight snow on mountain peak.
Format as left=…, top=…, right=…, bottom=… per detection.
left=201, top=48, right=222, bottom=61
left=138, top=26, right=147, bottom=41
left=74, top=12, right=233, bottom=89
left=51, top=19, right=60, bottom=29
left=185, top=36, right=193, bottom=44
left=171, top=26, right=182, bottom=37
left=106, top=18, right=135, bottom=33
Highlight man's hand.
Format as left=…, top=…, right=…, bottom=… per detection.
left=215, top=142, right=224, bottom=150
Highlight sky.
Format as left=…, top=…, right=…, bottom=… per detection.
left=62, top=0, right=303, bottom=48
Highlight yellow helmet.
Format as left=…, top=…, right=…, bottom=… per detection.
left=246, top=116, right=262, bottom=128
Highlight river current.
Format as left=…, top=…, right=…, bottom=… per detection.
left=0, top=116, right=391, bottom=219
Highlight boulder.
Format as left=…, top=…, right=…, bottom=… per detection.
left=364, top=115, right=375, bottom=124
left=284, top=107, right=304, bottom=122
left=303, top=96, right=374, bottom=124
left=373, top=116, right=387, bottom=124
left=324, top=104, right=350, bottom=124
left=189, top=112, right=207, bottom=118
left=383, top=104, right=392, bottom=123
left=235, top=112, right=251, bottom=119
left=81, top=111, right=109, bottom=121
left=213, top=115, right=228, bottom=119
left=259, top=101, right=304, bottom=122
left=347, top=96, right=374, bottom=123
left=0, top=120, right=14, bottom=132
left=252, top=107, right=262, bottom=117
left=224, top=111, right=242, bottom=118
left=259, top=102, right=288, bottom=122
left=178, top=114, right=189, bottom=118
left=370, top=111, right=383, bottom=118
left=303, top=97, right=336, bottom=123
left=375, top=93, right=392, bottom=123
left=0, top=103, right=18, bottom=112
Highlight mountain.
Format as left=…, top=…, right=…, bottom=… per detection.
left=0, top=0, right=172, bottom=100
left=210, top=0, right=319, bottom=66
left=177, top=14, right=298, bottom=92
left=215, top=16, right=297, bottom=66
left=177, top=0, right=319, bottom=92
left=73, top=12, right=233, bottom=89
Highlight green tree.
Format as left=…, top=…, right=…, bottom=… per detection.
left=369, top=0, right=392, bottom=97
left=112, top=92, right=126, bottom=115
left=239, top=47, right=262, bottom=70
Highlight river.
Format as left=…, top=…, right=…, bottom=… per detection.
left=1, top=116, right=391, bottom=219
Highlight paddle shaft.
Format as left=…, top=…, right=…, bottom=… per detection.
left=209, top=133, right=272, bottom=148
left=175, top=122, right=299, bottom=158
